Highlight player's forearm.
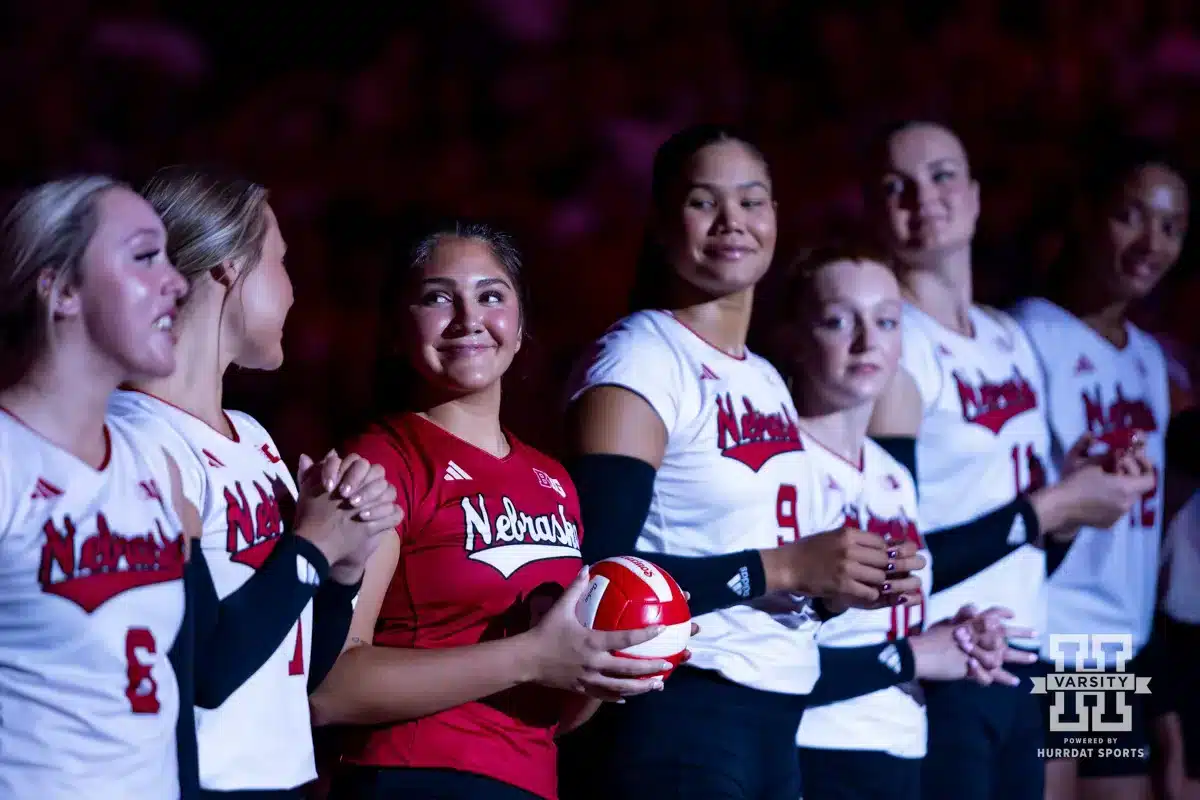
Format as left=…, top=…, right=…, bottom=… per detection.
left=307, top=577, right=361, bottom=694
left=308, top=635, right=539, bottom=727
left=192, top=536, right=324, bottom=709
left=806, top=641, right=916, bottom=706
left=925, top=497, right=1041, bottom=593
left=569, top=453, right=766, bottom=614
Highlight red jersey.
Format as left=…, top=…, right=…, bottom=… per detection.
left=339, top=413, right=583, bottom=800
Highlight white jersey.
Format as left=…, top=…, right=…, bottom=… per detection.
left=568, top=310, right=823, bottom=695
left=1163, top=491, right=1200, bottom=624
left=795, top=436, right=931, bottom=758
left=1012, top=299, right=1169, bottom=659
left=0, top=409, right=185, bottom=798
left=109, top=390, right=315, bottom=791
left=901, top=303, right=1050, bottom=638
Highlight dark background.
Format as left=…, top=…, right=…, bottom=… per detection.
left=4, top=0, right=1199, bottom=460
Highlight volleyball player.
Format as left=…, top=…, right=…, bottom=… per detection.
left=750, top=242, right=1031, bottom=800
left=308, top=222, right=670, bottom=800
left=559, top=125, right=1029, bottom=800
left=105, top=167, right=401, bottom=798
left=865, top=120, right=1159, bottom=800
left=0, top=177, right=191, bottom=796
left=1011, top=141, right=1188, bottom=800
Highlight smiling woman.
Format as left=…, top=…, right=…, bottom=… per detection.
left=0, top=177, right=190, bottom=797
left=310, top=221, right=670, bottom=800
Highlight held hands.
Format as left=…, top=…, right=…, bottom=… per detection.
left=911, top=604, right=1038, bottom=686
left=1036, top=432, right=1157, bottom=537
left=522, top=566, right=692, bottom=702
left=295, top=450, right=404, bottom=584
left=763, top=527, right=926, bottom=611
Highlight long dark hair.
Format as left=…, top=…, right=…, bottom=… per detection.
left=1044, top=134, right=1191, bottom=303
left=372, top=219, right=529, bottom=415
left=628, top=124, right=770, bottom=312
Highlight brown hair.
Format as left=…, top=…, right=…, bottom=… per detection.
left=779, top=240, right=895, bottom=316
left=754, top=238, right=895, bottom=378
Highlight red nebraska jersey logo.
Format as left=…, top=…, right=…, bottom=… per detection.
left=715, top=393, right=803, bottom=471
left=38, top=515, right=185, bottom=613
left=953, top=367, right=1037, bottom=434
left=224, top=473, right=293, bottom=569
left=1082, top=383, right=1157, bottom=437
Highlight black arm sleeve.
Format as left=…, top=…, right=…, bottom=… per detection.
left=307, top=576, right=362, bottom=694
left=568, top=453, right=767, bottom=617
left=191, top=535, right=330, bottom=709
left=871, top=436, right=917, bottom=482
left=925, top=497, right=1043, bottom=593
left=171, top=557, right=199, bottom=800
left=807, top=640, right=917, bottom=707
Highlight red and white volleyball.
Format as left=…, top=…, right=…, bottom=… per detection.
left=575, top=556, right=692, bottom=680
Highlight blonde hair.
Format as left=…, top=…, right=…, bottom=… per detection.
left=0, top=175, right=125, bottom=355
left=141, top=166, right=269, bottom=290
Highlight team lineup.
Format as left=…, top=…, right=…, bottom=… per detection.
left=0, top=119, right=1194, bottom=800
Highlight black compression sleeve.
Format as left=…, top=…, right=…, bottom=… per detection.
left=568, top=453, right=766, bottom=617
left=925, top=497, right=1042, bottom=593
left=307, top=577, right=361, bottom=694
left=172, top=557, right=199, bottom=800
left=192, top=536, right=329, bottom=709
left=871, top=436, right=917, bottom=482
left=807, top=640, right=917, bottom=706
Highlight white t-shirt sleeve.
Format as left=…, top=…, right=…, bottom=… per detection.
left=228, top=411, right=298, bottom=497
left=122, top=412, right=208, bottom=512
left=899, top=313, right=942, bottom=415
left=0, top=428, right=13, bottom=539
left=995, top=302, right=1052, bottom=398
left=568, top=318, right=687, bottom=436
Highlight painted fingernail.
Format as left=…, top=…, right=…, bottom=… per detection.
left=887, top=549, right=898, bottom=559
left=891, top=594, right=904, bottom=606
left=886, top=562, right=895, bottom=572
left=882, top=583, right=892, bottom=593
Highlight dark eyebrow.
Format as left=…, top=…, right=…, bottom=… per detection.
left=690, top=180, right=771, bottom=193
left=420, top=276, right=514, bottom=291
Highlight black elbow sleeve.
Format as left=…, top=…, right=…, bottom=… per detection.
left=568, top=453, right=766, bottom=616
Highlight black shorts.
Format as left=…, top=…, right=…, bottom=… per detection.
left=797, top=747, right=921, bottom=800
left=558, top=666, right=808, bottom=800
left=921, top=660, right=1045, bottom=800
left=1162, top=614, right=1200, bottom=780
left=329, top=767, right=540, bottom=800
left=1038, top=648, right=1153, bottom=778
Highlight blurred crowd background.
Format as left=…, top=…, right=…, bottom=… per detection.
left=4, top=0, right=1199, bottom=460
